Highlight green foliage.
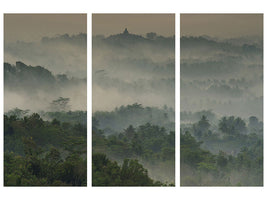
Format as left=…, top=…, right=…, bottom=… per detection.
left=4, top=113, right=87, bottom=186
left=92, top=104, right=176, bottom=185
left=93, top=122, right=175, bottom=185
left=5, top=108, right=30, bottom=118
left=92, top=153, right=160, bottom=186
left=181, top=132, right=214, bottom=168
left=181, top=110, right=216, bottom=123
left=219, top=116, right=247, bottom=135
left=42, top=110, right=87, bottom=125
left=93, top=122, right=174, bottom=162
left=181, top=115, right=263, bottom=186
left=93, top=103, right=174, bottom=135
left=120, top=159, right=154, bottom=186
left=92, top=153, right=122, bottom=186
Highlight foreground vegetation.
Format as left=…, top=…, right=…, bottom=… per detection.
left=92, top=153, right=169, bottom=186
left=4, top=113, right=87, bottom=186
left=181, top=114, right=263, bottom=186
left=93, top=115, right=175, bottom=185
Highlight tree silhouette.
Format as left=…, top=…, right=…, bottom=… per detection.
left=50, top=97, right=70, bottom=111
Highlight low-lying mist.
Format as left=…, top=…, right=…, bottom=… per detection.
left=5, top=33, right=87, bottom=78
left=93, top=31, right=175, bottom=111
left=181, top=36, right=263, bottom=120
left=4, top=62, right=86, bottom=113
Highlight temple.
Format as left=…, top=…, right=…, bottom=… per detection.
left=123, top=28, right=129, bottom=35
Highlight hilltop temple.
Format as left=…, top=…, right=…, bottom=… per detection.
left=123, top=28, right=129, bottom=35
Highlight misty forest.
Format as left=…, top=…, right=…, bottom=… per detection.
left=4, top=33, right=87, bottom=186
left=92, top=29, right=175, bottom=186
left=180, top=35, right=263, bottom=186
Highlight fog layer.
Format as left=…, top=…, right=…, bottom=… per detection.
left=4, top=62, right=86, bottom=112
left=92, top=30, right=175, bottom=112
left=5, top=33, right=87, bottom=78
left=181, top=36, right=263, bottom=120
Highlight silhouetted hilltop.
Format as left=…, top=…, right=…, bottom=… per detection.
left=4, top=61, right=86, bottom=93
left=41, top=33, right=86, bottom=47
left=93, top=28, right=174, bottom=48
left=106, top=28, right=146, bottom=43
left=5, top=62, right=55, bottom=89
left=181, top=36, right=262, bottom=55
left=4, top=61, right=87, bottom=112
left=92, top=29, right=175, bottom=111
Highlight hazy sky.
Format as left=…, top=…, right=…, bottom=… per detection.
left=92, top=14, right=175, bottom=37
left=4, top=14, right=87, bottom=42
left=181, top=14, right=263, bottom=38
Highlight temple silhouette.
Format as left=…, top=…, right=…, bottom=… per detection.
left=123, top=28, right=129, bottom=35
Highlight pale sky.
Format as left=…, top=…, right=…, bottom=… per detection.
left=4, top=14, right=87, bottom=42
left=181, top=14, right=263, bottom=38
left=92, top=14, right=175, bottom=37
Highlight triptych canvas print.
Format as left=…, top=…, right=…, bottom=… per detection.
left=3, top=13, right=263, bottom=186
left=4, top=14, right=87, bottom=186
left=92, top=14, right=175, bottom=186
left=180, top=14, right=263, bottom=186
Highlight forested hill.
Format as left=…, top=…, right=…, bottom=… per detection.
left=93, top=103, right=175, bottom=135
left=4, top=61, right=87, bottom=111
left=181, top=36, right=262, bottom=54
left=94, top=29, right=175, bottom=47
left=4, top=62, right=86, bottom=92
